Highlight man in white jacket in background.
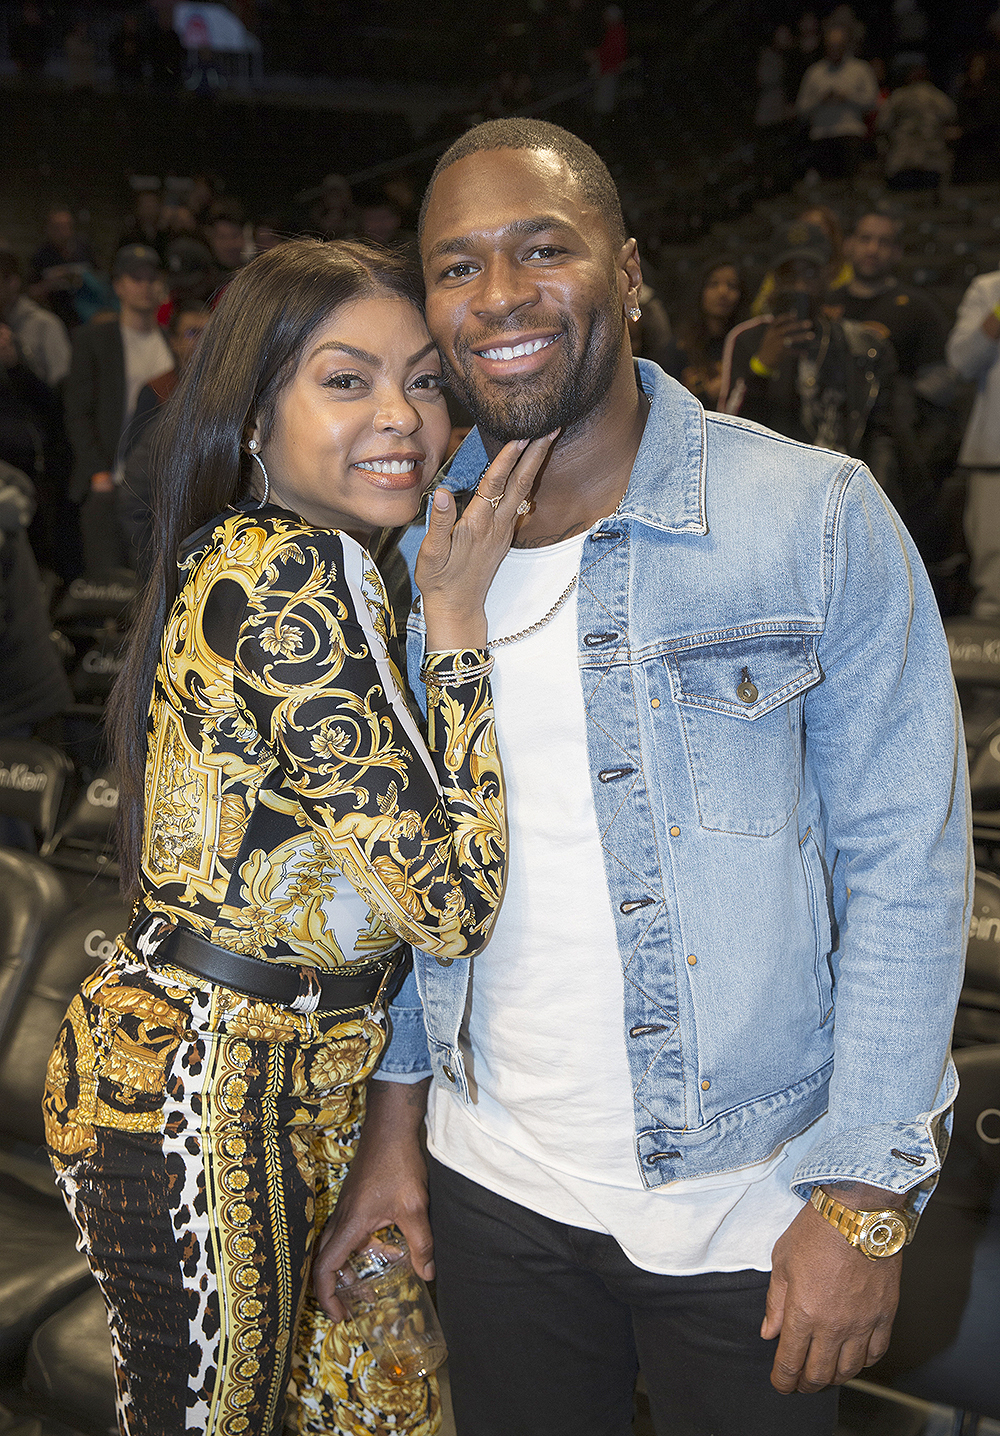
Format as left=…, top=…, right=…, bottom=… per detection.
left=947, top=270, right=1000, bottom=618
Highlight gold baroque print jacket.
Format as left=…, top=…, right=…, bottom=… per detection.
left=140, top=505, right=505, bottom=965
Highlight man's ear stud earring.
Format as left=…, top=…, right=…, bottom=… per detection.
left=628, top=306, right=642, bottom=321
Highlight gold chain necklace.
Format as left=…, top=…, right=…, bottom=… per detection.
left=489, top=573, right=579, bottom=649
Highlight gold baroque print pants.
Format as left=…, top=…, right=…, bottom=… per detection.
left=42, top=946, right=440, bottom=1436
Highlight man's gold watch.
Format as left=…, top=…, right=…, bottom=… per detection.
left=809, top=1188, right=913, bottom=1260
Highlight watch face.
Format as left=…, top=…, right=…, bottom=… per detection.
left=858, top=1212, right=908, bottom=1258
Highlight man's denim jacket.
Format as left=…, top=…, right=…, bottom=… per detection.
left=379, top=360, right=971, bottom=1207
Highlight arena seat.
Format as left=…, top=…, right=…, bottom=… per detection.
left=23, top=1286, right=115, bottom=1436
left=864, top=1045, right=1000, bottom=1431
left=42, top=767, right=120, bottom=883
left=0, top=740, right=74, bottom=853
left=52, top=571, right=136, bottom=629
left=956, top=871, right=1000, bottom=1048
left=0, top=850, right=70, bottom=1042
left=945, top=617, right=1000, bottom=763
left=0, top=897, right=129, bottom=1385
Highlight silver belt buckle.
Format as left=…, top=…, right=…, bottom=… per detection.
left=290, top=966, right=323, bottom=1015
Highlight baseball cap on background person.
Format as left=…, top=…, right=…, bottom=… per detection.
left=112, top=244, right=162, bottom=278
left=771, top=222, right=833, bottom=272
left=158, top=237, right=218, bottom=326
left=165, top=236, right=214, bottom=286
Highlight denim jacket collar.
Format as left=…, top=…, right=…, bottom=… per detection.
left=443, top=359, right=709, bottom=536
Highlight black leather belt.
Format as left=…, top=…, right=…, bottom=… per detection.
left=125, top=908, right=409, bottom=1015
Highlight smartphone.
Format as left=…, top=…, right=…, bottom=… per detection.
left=773, top=290, right=812, bottom=324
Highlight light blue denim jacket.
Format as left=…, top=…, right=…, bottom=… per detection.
left=379, top=360, right=971, bottom=1206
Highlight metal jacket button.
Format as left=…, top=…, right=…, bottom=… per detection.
left=442, top=1064, right=456, bottom=1082
left=736, top=667, right=758, bottom=704
left=435, top=955, right=453, bottom=967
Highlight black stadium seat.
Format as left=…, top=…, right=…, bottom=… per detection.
left=24, top=1286, right=116, bottom=1436
left=956, top=871, right=1000, bottom=1048
left=0, top=898, right=129, bottom=1387
left=0, top=740, right=74, bottom=854
left=0, top=850, right=70, bottom=1042
left=42, top=767, right=120, bottom=882
left=865, top=1045, right=1000, bottom=1430
left=945, top=617, right=1000, bottom=763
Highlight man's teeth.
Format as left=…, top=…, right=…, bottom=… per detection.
left=356, top=459, right=416, bottom=474
left=482, top=336, right=554, bottom=361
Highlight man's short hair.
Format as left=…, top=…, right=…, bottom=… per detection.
left=168, top=301, right=210, bottom=335
left=419, top=119, right=627, bottom=249
left=205, top=199, right=244, bottom=230
left=852, top=211, right=903, bottom=243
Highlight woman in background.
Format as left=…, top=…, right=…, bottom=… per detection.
left=662, top=258, right=745, bottom=409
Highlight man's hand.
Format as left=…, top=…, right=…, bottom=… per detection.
left=313, top=1077, right=432, bottom=1323
left=763, top=1184, right=903, bottom=1394
left=755, top=312, right=814, bottom=372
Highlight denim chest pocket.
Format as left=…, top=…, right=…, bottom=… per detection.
left=665, top=632, right=822, bottom=836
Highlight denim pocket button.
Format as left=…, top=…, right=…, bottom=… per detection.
left=736, top=681, right=758, bottom=703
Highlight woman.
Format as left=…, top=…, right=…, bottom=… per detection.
left=42, top=239, right=550, bottom=1436
left=662, top=259, right=744, bottom=409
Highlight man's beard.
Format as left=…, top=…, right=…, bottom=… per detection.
left=441, top=302, right=622, bottom=443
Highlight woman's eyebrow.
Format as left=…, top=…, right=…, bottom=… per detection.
left=308, top=340, right=438, bottom=366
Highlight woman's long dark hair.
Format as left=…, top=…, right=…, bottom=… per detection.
left=107, top=238, right=426, bottom=902
left=674, top=257, right=746, bottom=368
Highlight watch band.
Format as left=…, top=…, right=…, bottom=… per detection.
left=809, top=1188, right=911, bottom=1259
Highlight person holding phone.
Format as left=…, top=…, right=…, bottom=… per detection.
left=718, top=221, right=911, bottom=508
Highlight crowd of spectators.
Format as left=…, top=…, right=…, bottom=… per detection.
left=752, top=5, right=1000, bottom=194
left=4, top=2, right=1000, bottom=728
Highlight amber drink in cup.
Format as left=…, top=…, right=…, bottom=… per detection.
left=335, top=1225, right=448, bottom=1382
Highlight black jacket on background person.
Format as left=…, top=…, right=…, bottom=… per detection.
left=718, top=315, right=921, bottom=513
left=64, top=315, right=125, bottom=504
left=0, top=460, right=72, bottom=734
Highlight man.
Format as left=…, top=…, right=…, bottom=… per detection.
left=877, top=64, right=958, bottom=192
left=65, top=244, right=173, bottom=575
left=796, top=21, right=878, bottom=179
left=0, top=247, right=71, bottom=387
left=718, top=222, right=910, bottom=509
left=27, top=206, right=98, bottom=332
left=203, top=200, right=247, bottom=277
left=318, top=119, right=968, bottom=1436
left=0, top=315, right=72, bottom=578
left=117, top=301, right=210, bottom=574
left=947, top=265, right=1000, bottom=618
left=830, top=211, right=958, bottom=495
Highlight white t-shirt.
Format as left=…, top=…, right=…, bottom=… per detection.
left=427, top=531, right=820, bottom=1274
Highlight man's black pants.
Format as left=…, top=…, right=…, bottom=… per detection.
left=429, top=1158, right=839, bottom=1436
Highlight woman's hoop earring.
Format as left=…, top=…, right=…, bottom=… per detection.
left=247, top=443, right=270, bottom=508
